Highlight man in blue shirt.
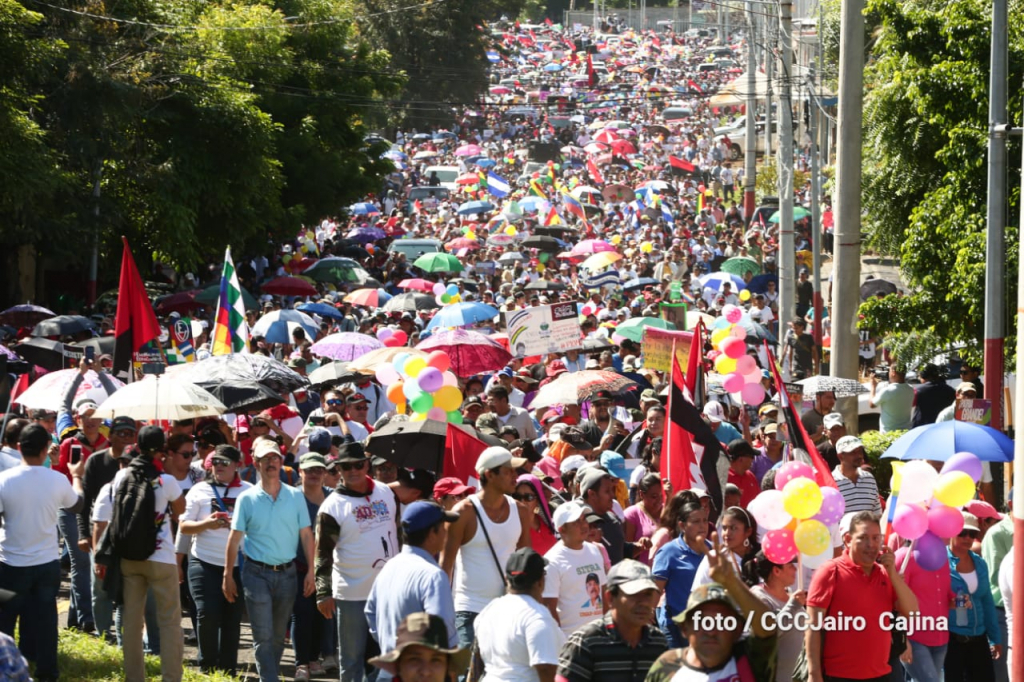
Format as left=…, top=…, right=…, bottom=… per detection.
left=365, top=501, right=458, bottom=681
left=224, top=438, right=315, bottom=682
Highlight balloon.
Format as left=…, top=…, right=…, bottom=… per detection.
left=383, top=336, right=403, bottom=347
left=730, top=325, right=747, bottom=340
left=897, top=461, right=940, bottom=505
left=762, top=528, right=798, bottom=564
left=743, top=369, right=764, bottom=385
left=392, top=352, right=411, bottom=374
left=433, top=283, right=446, bottom=296
left=610, top=235, right=622, bottom=245
left=410, top=392, right=434, bottom=414
left=794, top=519, right=831, bottom=556
left=725, top=307, right=743, bottom=324
left=376, top=328, right=393, bottom=341
left=735, top=355, right=756, bottom=375
left=710, top=329, right=729, bottom=346
left=813, top=487, right=847, bottom=526
left=446, top=284, right=459, bottom=296
left=404, top=357, right=427, bottom=378
left=386, top=381, right=405, bottom=405
left=748, top=490, right=793, bottom=530
left=775, top=461, right=815, bottom=490
left=640, top=241, right=653, bottom=253
left=418, top=367, right=444, bottom=393
left=802, top=545, right=833, bottom=570
left=940, top=452, right=983, bottom=484
left=410, top=411, right=427, bottom=422
left=505, top=226, right=517, bottom=236
left=426, top=351, right=451, bottom=373
left=928, top=503, right=965, bottom=539
left=391, top=330, right=408, bottom=346
left=435, top=294, right=447, bottom=306
left=715, top=355, right=737, bottom=374
left=447, top=410, right=464, bottom=424
left=282, top=253, right=293, bottom=263
left=466, top=231, right=477, bottom=241
left=740, top=382, right=765, bottom=405
left=890, top=461, right=906, bottom=494
left=440, top=294, right=451, bottom=304
left=581, top=304, right=595, bottom=317
left=713, top=316, right=731, bottom=330
left=537, top=263, right=546, bottom=274
left=739, top=289, right=751, bottom=302
left=426, top=407, right=448, bottom=422
left=375, top=365, right=400, bottom=386
left=442, top=371, right=459, bottom=387
left=933, top=471, right=976, bottom=508
left=782, top=478, right=823, bottom=520
left=723, top=338, right=745, bottom=360
left=402, top=378, right=423, bottom=401
left=394, top=401, right=406, bottom=415
left=433, top=385, right=463, bottom=412
left=723, top=372, right=745, bottom=393
left=913, top=531, right=950, bottom=571
left=539, top=252, right=550, bottom=264
left=892, top=502, right=929, bottom=540
left=822, top=335, right=831, bottom=348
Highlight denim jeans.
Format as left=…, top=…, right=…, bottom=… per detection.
left=0, top=560, right=61, bottom=680
left=292, top=571, right=329, bottom=666
left=189, top=558, right=242, bottom=674
left=901, top=640, right=947, bottom=682
left=336, top=599, right=376, bottom=682
left=454, top=610, right=477, bottom=650
left=90, top=552, right=115, bottom=636
left=57, top=508, right=93, bottom=628
left=242, top=560, right=297, bottom=682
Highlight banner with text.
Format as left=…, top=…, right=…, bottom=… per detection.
left=643, top=327, right=694, bottom=372
left=506, top=303, right=584, bottom=357
left=955, top=398, right=992, bottom=425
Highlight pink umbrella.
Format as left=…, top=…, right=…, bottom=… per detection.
left=445, top=238, right=481, bottom=252
left=310, top=332, right=384, bottom=361
left=454, top=144, right=483, bottom=157
left=399, top=278, right=436, bottom=292
left=415, top=329, right=512, bottom=377
left=593, top=130, right=621, bottom=144
left=571, top=239, right=618, bottom=255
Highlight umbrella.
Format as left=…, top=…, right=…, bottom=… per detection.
left=455, top=144, right=483, bottom=157
left=366, top=419, right=452, bottom=473
left=155, top=290, right=205, bottom=315
left=517, top=196, right=550, bottom=213
left=303, top=257, right=364, bottom=284
left=93, top=375, right=226, bottom=421
left=340, top=244, right=371, bottom=259
left=622, top=277, right=660, bottom=292
left=523, top=279, right=567, bottom=292
left=261, top=276, right=318, bottom=297
left=445, top=238, right=481, bottom=252
left=686, top=311, right=717, bottom=329
left=296, top=302, right=343, bottom=320
left=581, top=252, right=622, bottom=270
left=457, top=200, right=495, bottom=216
left=251, top=309, right=319, bottom=344
left=486, top=234, right=518, bottom=247
left=767, top=206, right=811, bottom=222
left=398, top=278, right=436, bottom=292
left=571, top=239, right=617, bottom=255
left=166, top=353, right=307, bottom=407
left=602, top=184, right=633, bottom=203
left=571, top=186, right=603, bottom=202
left=310, top=332, right=384, bottom=361
left=32, top=315, right=96, bottom=338
left=881, top=421, right=1014, bottom=463
left=721, top=257, right=761, bottom=278
left=195, top=283, right=259, bottom=311
left=425, top=302, right=500, bottom=331
left=699, top=272, right=747, bottom=292
left=456, top=172, right=482, bottom=186
left=308, top=361, right=371, bottom=389
left=535, top=225, right=578, bottom=238
left=70, top=336, right=116, bottom=358
left=746, top=274, right=778, bottom=295
left=520, top=235, right=562, bottom=252
left=860, top=279, right=899, bottom=301
left=412, top=150, right=438, bottom=160
left=383, top=293, right=440, bottom=313
left=348, top=202, right=380, bottom=216
left=348, top=347, right=429, bottom=374
left=415, top=329, right=512, bottom=376
left=413, top=253, right=464, bottom=273
left=593, top=130, right=620, bottom=144
left=475, top=158, right=497, bottom=169
left=344, top=288, right=384, bottom=307
left=12, top=338, right=79, bottom=371
left=611, top=139, right=637, bottom=156
left=647, top=124, right=671, bottom=136
left=0, top=304, right=56, bottom=328
left=581, top=337, right=615, bottom=354
left=529, top=370, right=637, bottom=410
left=613, top=317, right=676, bottom=344
left=13, top=368, right=125, bottom=410
left=346, top=227, right=387, bottom=243
left=795, top=376, right=868, bottom=398
left=498, top=252, right=525, bottom=265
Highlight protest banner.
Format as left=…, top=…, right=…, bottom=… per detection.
left=505, top=302, right=583, bottom=357
left=642, top=327, right=693, bottom=372
left=955, top=398, right=992, bottom=425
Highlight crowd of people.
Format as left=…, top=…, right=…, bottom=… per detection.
left=0, top=14, right=1014, bottom=682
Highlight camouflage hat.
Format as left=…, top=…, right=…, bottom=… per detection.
left=674, top=582, right=741, bottom=625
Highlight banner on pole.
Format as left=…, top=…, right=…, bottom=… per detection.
left=505, top=303, right=583, bottom=356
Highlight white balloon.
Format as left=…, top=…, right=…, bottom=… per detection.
left=897, top=460, right=940, bottom=505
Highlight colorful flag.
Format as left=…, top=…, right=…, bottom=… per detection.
left=544, top=205, right=563, bottom=226
left=561, top=191, right=588, bottom=224
left=165, top=317, right=196, bottom=365
left=443, top=423, right=489, bottom=486
left=529, top=179, right=548, bottom=198
left=586, top=157, right=604, bottom=186
left=669, top=155, right=697, bottom=174
left=486, top=172, right=511, bottom=198
left=113, top=238, right=164, bottom=382
left=688, top=78, right=703, bottom=94
left=210, top=247, right=249, bottom=356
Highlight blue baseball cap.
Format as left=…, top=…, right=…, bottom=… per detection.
left=402, top=501, right=459, bottom=534
left=600, top=450, right=628, bottom=480
left=308, top=427, right=333, bottom=455
left=498, top=367, right=514, bottom=378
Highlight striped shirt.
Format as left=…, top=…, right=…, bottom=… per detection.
left=831, top=466, right=882, bottom=514
left=557, top=613, right=668, bottom=682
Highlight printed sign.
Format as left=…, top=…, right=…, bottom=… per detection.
left=505, top=303, right=584, bottom=357
left=642, top=327, right=693, bottom=372
left=955, top=398, right=991, bottom=426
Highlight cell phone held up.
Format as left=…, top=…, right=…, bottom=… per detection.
left=70, top=444, right=83, bottom=465
left=84, top=346, right=95, bottom=365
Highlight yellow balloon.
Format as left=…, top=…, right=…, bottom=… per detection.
left=783, top=478, right=823, bottom=520
left=714, top=355, right=736, bottom=374
left=710, top=328, right=729, bottom=346
left=933, top=471, right=976, bottom=508
left=305, top=230, right=315, bottom=240
left=610, top=235, right=622, bottom=245
left=466, top=232, right=477, bottom=241
left=404, top=357, right=427, bottom=378
left=395, top=401, right=406, bottom=415
left=410, top=412, right=427, bottom=422
left=640, top=241, right=653, bottom=253
left=794, top=519, right=831, bottom=556
left=434, top=385, right=463, bottom=412
left=505, top=226, right=518, bottom=236
left=739, top=289, right=751, bottom=302
left=537, top=263, right=546, bottom=273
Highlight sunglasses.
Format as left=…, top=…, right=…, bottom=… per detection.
left=211, top=458, right=234, bottom=467
left=958, top=530, right=980, bottom=539
left=350, top=404, right=368, bottom=410
left=177, top=449, right=195, bottom=457
left=514, top=493, right=538, bottom=502
left=113, top=429, right=136, bottom=438
left=340, top=460, right=367, bottom=471
left=326, top=399, right=344, bottom=406
left=251, top=421, right=269, bottom=428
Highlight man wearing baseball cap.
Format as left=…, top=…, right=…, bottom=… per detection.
left=441, top=446, right=532, bottom=653
left=366, top=501, right=459, bottom=681
left=541, top=501, right=608, bottom=637
left=832, top=436, right=882, bottom=514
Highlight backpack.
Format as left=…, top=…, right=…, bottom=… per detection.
left=108, top=457, right=160, bottom=561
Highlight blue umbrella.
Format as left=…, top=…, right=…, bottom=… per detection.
left=746, top=273, right=778, bottom=294
left=426, top=302, right=500, bottom=331
left=457, top=200, right=495, bottom=216
left=699, top=272, right=746, bottom=291
left=349, top=202, right=380, bottom=215
left=296, top=302, right=343, bottom=320
left=517, top=196, right=550, bottom=213
left=475, top=158, right=497, bottom=168
left=250, top=310, right=320, bottom=345
left=543, top=63, right=563, bottom=72
left=881, top=421, right=1014, bottom=463
left=382, top=150, right=407, bottom=161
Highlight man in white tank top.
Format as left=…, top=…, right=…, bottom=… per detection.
left=441, top=446, right=532, bottom=653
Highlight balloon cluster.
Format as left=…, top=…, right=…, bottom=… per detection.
left=463, top=226, right=479, bottom=241
left=709, top=305, right=764, bottom=405
left=890, top=452, right=982, bottom=571
left=750, top=461, right=845, bottom=567
left=376, top=328, right=409, bottom=348
left=433, top=282, right=462, bottom=306
left=375, top=351, right=465, bottom=424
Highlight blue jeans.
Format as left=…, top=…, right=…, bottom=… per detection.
left=90, top=551, right=115, bottom=636
left=57, top=509, right=93, bottom=628
left=0, top=560, right=61, bottom=680
left=242, top=560, right=297, bottom=682
left=189, top=558, right=242, bottom=674
left=454, top=610, right=477, bottom=650
left=336, top=599, right=376, bottom=682
left=902, top=640, right=947, bottom=682
left=292, top=572, right=329, bottom=666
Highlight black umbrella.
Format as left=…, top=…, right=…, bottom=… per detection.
left=623, top=277, right=660, bottom=292
left=366, top=418, right=449, bottom=473
left=13, top=338, right=82, bottom=371
left=308, top=361, right=371, bottom=389
left=860, top=278, right=898, bottom=301
left=521, top=235, right=562, bottom=252
left=167, top=354, right=308, bottom=412
left=448, top=278, right=479, bottom=293
left=340, top=245, right=371, bottom=259
left=534, top=226, right=578, bottom=238
left=581, top=337, right=615, bottom=354
left=383, top=293, right=439, bottom=313
left=524, top=279, right=567, bottom=292
left=32, top=315, right=96, bottom=337
left=70, top=336, right=116, bottom=358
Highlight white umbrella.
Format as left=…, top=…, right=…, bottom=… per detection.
left=13, top=369, right=124, bottom=411
left=94, top=375, right=227, bottom=421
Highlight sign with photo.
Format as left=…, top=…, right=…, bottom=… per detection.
left=505, top=303, right=584, bottom=357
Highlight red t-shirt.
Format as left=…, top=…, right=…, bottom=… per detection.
left=807, top=550, right=898, bottom=679
left=56, top=433, right=110, bottom=483
left=727, top=468, right=760, bottom=509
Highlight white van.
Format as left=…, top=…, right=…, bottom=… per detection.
left=422, top=166, right=460, bottom=191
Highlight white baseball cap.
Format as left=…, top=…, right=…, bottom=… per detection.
left=702, top=401, right=725, bottom=422
left=552, top=501, right=589, bottom=530
left=474, top=446, right=526, bottom=474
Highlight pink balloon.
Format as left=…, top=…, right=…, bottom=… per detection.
left=375, top=365, right=400, bottom=386
left=743, top=369, right=764, bottom=384
left=740, top=382, right=765, bottom=405
left=376, top=328, right=393, bottom=341
left=725, top=307, right=743, bottom=324
left=735, top=355, right=756, bottom=375
left=928, top=503, right=965, bottom=539
left=426, top=350, right=451, bottom=373
left=721, top=304, right=739, bottom=320
left=426, top=406, right=448, bottom=422
left=892, top=502, right=929, bottom=540
left=432, top=282, right=446, bottom=296
left=442, top=371, right=459, bottom=387
left=391, top=330, right=408, bottom=345
left=723, top=372, right=745, bottom=393
left=581, top=304, right=594, bottom=316
left=813, top=487, right=847, bottom=526
left=762, top=528, right=798, bottom=564
left=723, top=338, right=745, bottom=359
left=730, top=325, right=747, bottom=340
left=775, top=461, right=815, bottom=490
left=383, top=336, right=403, bottom=347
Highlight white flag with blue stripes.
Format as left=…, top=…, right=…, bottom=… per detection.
left=487, top=172, right=511, bottom=198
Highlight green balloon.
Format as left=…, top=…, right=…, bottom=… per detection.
left=553, top=163, right=561, bottom=171
left=410, top=393, right=434, bottom=414
left=539, top=252, right=550, bottom=263
left=447, top=410, right=464, bottom=424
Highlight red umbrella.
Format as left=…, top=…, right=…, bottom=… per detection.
left=593, top=130, right=621, bottom=144
left=611, top=139, right=638, bottom=155
left=456, top=173, right=481, bottom=186
left=261, top=276, right=318, bottom=297
left=155, top=290, right=205, bottom=315
left=415, top=329, right=512, bottom=377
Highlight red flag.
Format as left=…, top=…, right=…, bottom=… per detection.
left=586, top=157, right=604, bottom=186
left=443, top=423, right=489, bottom=485
left=113, top=237, right=163, bottom=381
left=687, top=78, right=703, bottom=94
left=529, top=29, right=538, bottom=44
left=413, top=199, right=423, bottom=215
left=587, top=54, right=596, bottom=87
left=9, top=373, right=30, bottom=405
left=763, top=342, right=838, bottom=489
left=670, top=155, right=697, bottom=173
left=544, top=17, right=553, bottom=25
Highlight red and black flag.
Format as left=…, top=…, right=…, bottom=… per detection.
left=669, top=155, right=697, bottom=176
left=113, top=237, right=164, bottom=382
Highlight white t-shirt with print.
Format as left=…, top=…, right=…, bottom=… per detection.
left=317, top=482, right=398, bottom=601
left=0, top=466, right=79, bottom=567
left=112, top=468, right=182, bottom=565
left=542, top=541, right=607, bottom=638
left=181, top=480, right=253, bottom=566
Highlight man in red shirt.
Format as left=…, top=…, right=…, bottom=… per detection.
left=806, top=511, right=920, bottom=682
left=724, top=440, right=760, bottom=509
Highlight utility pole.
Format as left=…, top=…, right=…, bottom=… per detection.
left=743, top=2, right=757, bottom=219
left=810, top=0, right=824, bottom=365
left=983, top=0, right=1007, bottom=431
left=777, top=0, right=795, bottom=332
left=764, top=14, right=775, bottom=163
left=830, top=0, right=864, bottom=428
left=1012, top=89, right=1024, bottom=680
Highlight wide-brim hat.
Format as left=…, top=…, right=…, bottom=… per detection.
left=368, top=613, right=470, bottom=676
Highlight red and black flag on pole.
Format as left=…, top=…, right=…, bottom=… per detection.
left=669, top=155, right=697, bottom=177
left=113, top=237, right=164, bottom=382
